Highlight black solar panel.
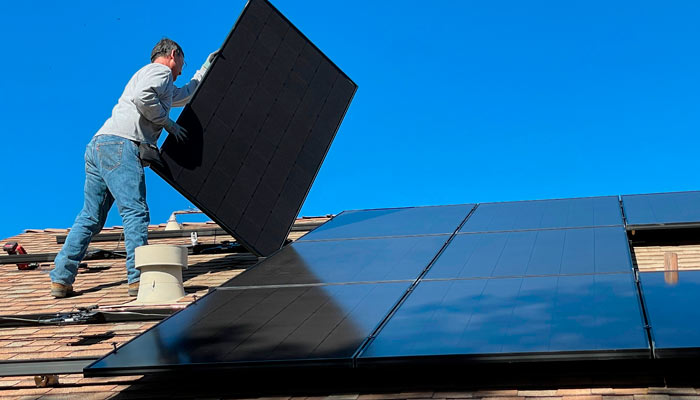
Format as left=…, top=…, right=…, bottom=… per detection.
left=425, top=227, right=633, bottom=279
left=622, top=191, right=700, bottom=229
left=221, top=235, right=451, bottom=287
left=461, top=196, right=623, bottom=233
left=298, top=204, right=474, bottom=241
left=359, top=274, right=649, bottom=363
left=85, top=282, right=410, bottom=375
left=639, top=271, right=700, bottom=358
left=153, top=0, right=357, bottom=256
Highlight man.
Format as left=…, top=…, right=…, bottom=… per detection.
left=50, top=38, right=217, bottom=298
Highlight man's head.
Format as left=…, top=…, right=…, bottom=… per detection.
left=151, top=38, right=185, bottom=81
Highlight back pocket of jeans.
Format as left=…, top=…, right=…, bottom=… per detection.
left=97, top=142, right=124, bottom=171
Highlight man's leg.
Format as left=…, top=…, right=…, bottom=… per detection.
left=100, top=136, right=148, bottom=286
left=51, top=138, right=114, bottom=291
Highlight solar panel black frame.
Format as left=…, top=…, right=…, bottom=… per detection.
left=622, top=191, right=700, bottom=230
left=152, top=0, right=357, bottom=256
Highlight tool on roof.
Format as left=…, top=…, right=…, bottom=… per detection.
left=0, top=305, right=176, bottom=328
left=3, top=242, right=38, bottom=270
left=0, top=247, right=126, bottom=265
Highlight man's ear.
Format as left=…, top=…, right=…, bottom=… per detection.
left=169, top=49, right=177, bottom=59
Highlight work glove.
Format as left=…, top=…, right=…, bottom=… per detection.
left=164, top=118, right=187, bottom=143
left=203, top=49, right=220, bottom=70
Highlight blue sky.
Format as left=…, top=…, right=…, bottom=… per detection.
left=1, top=0, right=699, bottom=240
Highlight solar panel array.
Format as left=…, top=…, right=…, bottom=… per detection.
left=86, top=197, right=664, bottom=375
left=152, top=0, right=357, bottom=257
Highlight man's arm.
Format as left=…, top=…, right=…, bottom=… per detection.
left=131, top=66, right=172, bottom=126
left=171, top=67, right=205, bottom=107
left=172, top=50, right=220, bottom=107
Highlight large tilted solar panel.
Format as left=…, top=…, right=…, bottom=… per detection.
left=639, top=271, right=700, bottom=358
left=359, top=274, right=649, bottom=363
left=85, top=282, right=410, bottom=375
left=153, top=0, right=357, bottom=256
left=622, top=191, right=700, bottom=229
left=461, top=196, right=623, bottom=233
left=426, top=226, right=633, bottom=279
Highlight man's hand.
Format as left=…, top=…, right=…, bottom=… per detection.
left=164, top=119, right=188, bottom=143
left=203, top=50, right=220, bottom=70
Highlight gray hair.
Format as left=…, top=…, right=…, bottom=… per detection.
left=150, top=38, right=184, bottom=62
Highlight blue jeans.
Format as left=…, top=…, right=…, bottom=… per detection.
left=51, top=135, right=149, bottom=286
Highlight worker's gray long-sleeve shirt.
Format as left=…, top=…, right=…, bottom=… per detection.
left=95, top=63, right=205, bottom=145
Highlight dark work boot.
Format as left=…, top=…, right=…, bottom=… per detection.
left=128, top=281, right=140, bottom=297
left=50, top=282, right=74, bottom=298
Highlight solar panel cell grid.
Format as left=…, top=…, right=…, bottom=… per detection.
left=622, top=191, right=700, bottom=228
left=461, top=197, right=623, bottom=233
left=86, top=282, right=411, bottom=373
left=638, top=271, right=700, bottom=357
left=426, top=227, right=632, bottom=279
left=359, top=274, right=648, bottom=362
left=222, top=235, right=451, bottom=287
left=298, top=204, right=475, bottom=241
